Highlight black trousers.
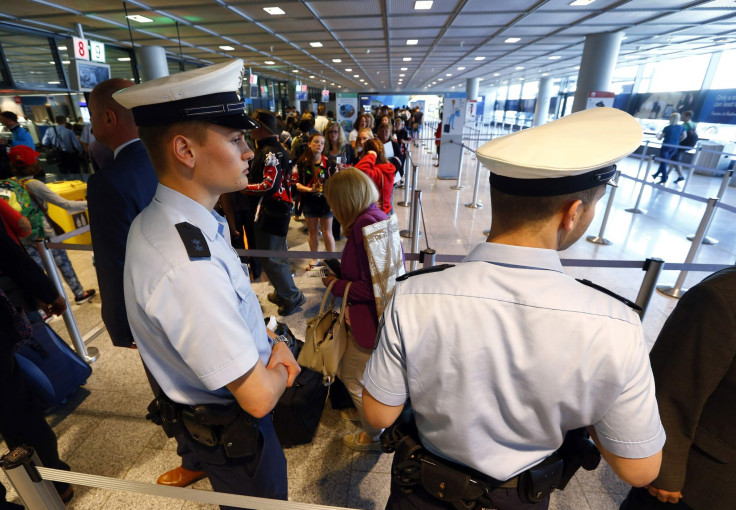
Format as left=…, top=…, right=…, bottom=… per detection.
left=385, top=481, right=549, bottom=510
left=178, top=416, right=287, bottom=510
left=57, top=151, right=80, bottom=175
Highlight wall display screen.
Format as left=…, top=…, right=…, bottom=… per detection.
left=69, top=60, right=111, bottom=92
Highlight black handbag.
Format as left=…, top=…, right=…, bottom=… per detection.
left=268, top=319, right=329, bottom=448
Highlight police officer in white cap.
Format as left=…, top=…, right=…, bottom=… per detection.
left=115, top=60, right=299, bottom=507
left=363, top=107, right=665, bottom=510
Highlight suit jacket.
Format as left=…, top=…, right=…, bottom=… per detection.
left=650, top=266, right=736, bottom=510
left=87, top=140, right=157, bottom=347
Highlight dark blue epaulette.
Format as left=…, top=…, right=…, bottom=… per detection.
left=175, top=222, right=211, bottom=259
left=396, top=264, right=455, bottom=282
left=576, top=279, right=642, bottom=313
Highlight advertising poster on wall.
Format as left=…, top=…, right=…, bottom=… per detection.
left=466, top=99, right=477, bottom=123
left=698, top=89, right=736, bottom=124
left=336, top=93, right=358, bottom=134
left=438, top=92, right=466, bottom=180
left=586, top=91, right=615, bottom=109
left=632, top=91, right=702, bottom=120
left=443, top=96, right=467, bottom=135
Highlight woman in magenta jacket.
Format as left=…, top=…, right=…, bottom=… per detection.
left=322, top=168, right=387, bottom=451
left=354, top=137, right=396, bottom=215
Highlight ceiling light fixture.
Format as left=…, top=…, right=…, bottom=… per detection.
left=265, top=60, right=275, bottom=65
left=403, top=57, right=412, bottom=61
left=61, top=61, right=70, bottom=64
left=407, top=39, right=418, bottom=45
left=542, top=72, right=549, bottom=76
left=219, top=45, right=235, bottom=51
left=263, top=7, right=286, bottom=15
left=353, top=74, right=359, bottom=78
left=399, top=73, right=405, bottom=77
left=309, top=75, right=315, bottom=78
left=345, top=68, right=353, bottom=72
left=493, top=73, right=500, bottom=76
left=457, top=66, right=465, bottom=70
left=570, top=0, right=595, bottom=6
left=505, top=38, right=521, bottom=44
left=48, top=81, right=61, bottom=85
left=126, top=15, right=153, bottom=23
left=292, top=69, right=299, bottom=73
left=549, top=55, right=561, bottom=60
left=474, top=56, right=485, bottom=61
left=446, top=73, right=452, bottom=76
left=58, top=45, right=67, bottom=50
left=310, top=42, right=323, bottom=47
left=438, top=78, right=443, bottom=81
left=515, top=66, right=524, bottom=70
left=400, top=67, right=408, bottom=71
left=118, top=57, right=131, bottom=61
left=332, top=58, right=342, bottom=63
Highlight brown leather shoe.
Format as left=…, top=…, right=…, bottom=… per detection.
left=156, top=466, right=207, bottom=487
left=57, top=484, right=74, bottom=503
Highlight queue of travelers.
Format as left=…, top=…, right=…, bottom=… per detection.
left=1, top=59, right=731, bottom=510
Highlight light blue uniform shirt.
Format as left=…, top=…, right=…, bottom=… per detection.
left=41, top=124, right=82, bottom=153
left=124, top=184, right=272, bottom=406
left=364, top=242, right=665, bottom=481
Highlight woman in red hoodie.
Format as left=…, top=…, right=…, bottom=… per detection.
left=354, top=137, right=396, bottom=215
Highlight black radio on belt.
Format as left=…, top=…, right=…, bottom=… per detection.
left=180, top=403, right=259, bottom=459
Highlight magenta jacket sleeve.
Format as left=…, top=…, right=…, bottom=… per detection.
left=330, top=212, right=376, bottom=304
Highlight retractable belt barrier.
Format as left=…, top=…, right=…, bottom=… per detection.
left=1, top=448, right=351, bottom=510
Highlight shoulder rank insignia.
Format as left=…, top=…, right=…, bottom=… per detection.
left=576, top=278, right=642, bottom=313
left=396, top=263, right=455, bottom=282
left=175, top=222, right=211, bottom=259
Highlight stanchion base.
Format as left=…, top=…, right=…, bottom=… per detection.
left=400, top=229, right=423, bottom=239
left=396, top=184, right=405, bottom=189
left=450, top=185, right=466, bottom=190
left=625, top=208, right=647, bottom=214
left=396, top=201, right=411, bottom=207
left=586, top=235, right=613, bottom=245
left=686, top=235, right=718, bottom=245
left=483, top=229, right=491, bottom=236
left=465, top=202, right=483, bottom=209
left=84, top=346, right=100, bottom=364
left=656, top=285, right=687, bottom=299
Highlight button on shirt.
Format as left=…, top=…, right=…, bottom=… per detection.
left=364, top=242, right=665, bottom=481
left=124, top=184, right=272, bottom=406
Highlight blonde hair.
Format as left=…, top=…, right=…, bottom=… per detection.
left=323, top=167, right=379, bottom=235
left=669, top=113, right=680, bottom=126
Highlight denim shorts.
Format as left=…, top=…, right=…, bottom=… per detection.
left=301, top=194, right=333, bottom=218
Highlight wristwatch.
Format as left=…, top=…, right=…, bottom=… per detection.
left=272, top=334, right=291, bottom=348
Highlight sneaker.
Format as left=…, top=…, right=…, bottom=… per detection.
left=267, top=292, right=284, bottom=305
left=674, top=177, right=685, bottom=184
left=343, top=431, right=381, bottom=452
left=74, top=289, right=96, bottom=305
left=340, top=408, right=361, bottom=422
left=278, top=292, right=306, bottom=316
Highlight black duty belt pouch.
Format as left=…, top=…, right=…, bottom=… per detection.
left=419, top=457, right=487, bottom=509
left=181, top=403, right=259, bottom=458
left=517, top=452, right=564, bottom=504
left=219, top=411, right=258, bottom=458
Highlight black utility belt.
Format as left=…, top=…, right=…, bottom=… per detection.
left=147, top=396, right=260, bottom=459
left=381, top=410, right=601, bottom=510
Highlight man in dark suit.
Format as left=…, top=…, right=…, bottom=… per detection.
left=620, top=266, right=736, bottom=510
left=87, top=78, right=205, bottom=489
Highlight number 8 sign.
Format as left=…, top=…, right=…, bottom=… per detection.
left=72, top=36, right=89, bottom=60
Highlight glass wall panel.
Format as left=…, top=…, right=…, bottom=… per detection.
left=710, top=50, right=736, bottom=89
left=647, top=54, right=709, bottom=93
left=1, top=29, right=65, bottom=89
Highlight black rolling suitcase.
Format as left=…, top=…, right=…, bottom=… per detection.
left=14, top=322, right=92, bottom=413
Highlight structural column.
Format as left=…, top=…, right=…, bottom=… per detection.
left=533, top=75, right=553, bottom=126
left=571, top=31, right=623, bottom=113
left=135, top=45, right=169, bottom=82
left=466, top=77, right=480, bottom=101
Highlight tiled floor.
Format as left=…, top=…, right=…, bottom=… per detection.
left=2, top=140, right=734, bottom=509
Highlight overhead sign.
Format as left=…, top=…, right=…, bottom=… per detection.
left=72, top=36, right=89, bottom=60
left=89, top=41, right=105, bottom=63
left=321, top=89, right=329, bottom=102
left=586, top=91, right=615, bottom=109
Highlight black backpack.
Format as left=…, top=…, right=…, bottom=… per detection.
left=682, top=122, right=699, bottom=148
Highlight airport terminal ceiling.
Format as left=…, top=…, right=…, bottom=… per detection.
left=0, top=0, right=735, bottom=93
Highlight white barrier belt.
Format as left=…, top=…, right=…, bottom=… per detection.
left=48, top=225, right=90, bottom=243
left=618, top=173, right=710, bottom=203
left=35, top=467, right=350, bottom=510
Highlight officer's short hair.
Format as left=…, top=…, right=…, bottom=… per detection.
left=324, top=167, right=379, bottom=236
left=138, top=121, right=210, bottom=175
left=1, top=111, right=18, bottom=122
left=490, top=185, right=603, bottom=232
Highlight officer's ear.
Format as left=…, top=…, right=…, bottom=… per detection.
left=171, top=134, right=197, bottom=169
left=560, top=199, right=583, bottom=233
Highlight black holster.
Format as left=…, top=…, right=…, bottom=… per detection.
left=146, top=396, right=184, bottom=438
left=181, top=403, right=259, bottom=459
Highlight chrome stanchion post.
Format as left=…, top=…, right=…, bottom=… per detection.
left=686, top=169, right=732, bottom=245
left=420, top=248, right=436, bottom=268
left=465, top=158, right=484, bottom=209
left=1, top=446, right=66, bottom=510
left=635, top=141, right=649, bottom=180
left=682, top=146, right=701, bottom=193
left=396, top=153, right=408, bottom=190
left=658, top=197, right=719, bottom=298
left=451, top=144, right=466, bottom=190
left=397, top=159, right=412, bottom=207
left=625, top=155, right=653, bottom=214
left=410, top=189, right=423, bottom=271
left=400, top=166, right=422, bottom=238
left=587, top=170, right=620, bottom=245
left=634, top=258, right=664, bottom=319
left=35, top=241, right=98, bottom=363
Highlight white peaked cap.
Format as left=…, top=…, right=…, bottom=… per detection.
left=476, top=107, right=642, bottom=196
